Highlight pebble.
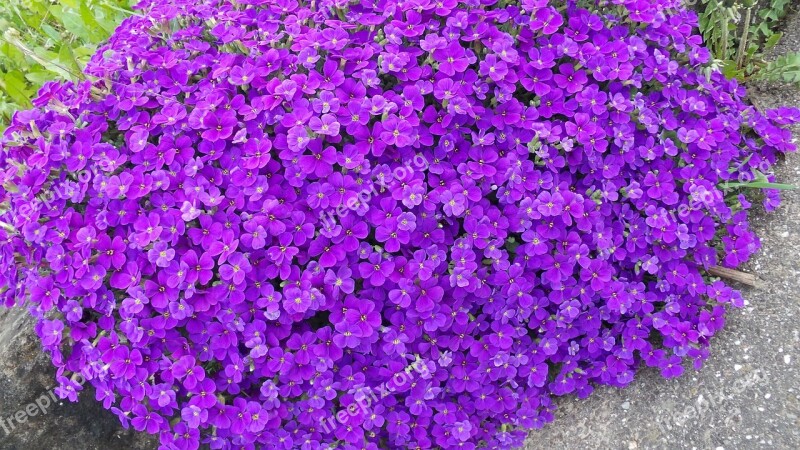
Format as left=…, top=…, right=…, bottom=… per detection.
left=784, top=354, right=791, bottom=364
left=734, top=364, right=742, bottom=371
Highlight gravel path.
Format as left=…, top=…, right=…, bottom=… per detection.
left=525, top=10, right=800, bottom=450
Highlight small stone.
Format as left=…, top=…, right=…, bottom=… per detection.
left=784, top=354, right=791, bottom=364
left=734, top=364, right=742, bottom=371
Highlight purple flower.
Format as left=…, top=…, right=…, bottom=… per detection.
left=38, top=319, right=64, bottom=347
left=147, top=241, right=175, bottom=268
left=219, top=252, right=251, bottom=285
left=358, top=253, right=395, bottom=287
left=342, top=299, right=381, bottom=338
left=441, top=190, right=466, bottom=217
left=324, top=266, right=355, bottom=296
left=2, top=1, right=798, bottom=449
left=309, top=114, right=340, bottom=136
left=201, top=111, right=237, bottom=142
left=282, top=286, right=311, bottom=315
left=380, top=115, right=414, bottom=147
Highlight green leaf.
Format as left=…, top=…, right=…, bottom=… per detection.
left=28, top=46, right=75, bottom=80
left=50, top=5, right=90, bottom=42
left=40, top=24, right=62, bottom=43
left=728, top=154, right=755, bottom=173
left=79, top=3, right=107, bottom=43
left=0, top=70, right=31, bottom=107
left=751, top=52, right=800, bottom=83
left=764, top=32, right=782, bottom=50
left=721, top=181, right=797, bottom=190
left=720, top=60, right=741, bottom=80
left=24, top=70, right=54, bottom=85
left=0, top=41, right=24, bottom=66
left=57, top=43, right=82, bottom=77
left=59, top=0, right=83, bottom=10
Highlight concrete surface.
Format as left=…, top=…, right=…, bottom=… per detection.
left=0, top=307, right=156, bottom=449
left=525, top=10, right=800, bottom=450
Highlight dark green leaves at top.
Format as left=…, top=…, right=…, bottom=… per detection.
left=0, top=0, right=135, bottom=130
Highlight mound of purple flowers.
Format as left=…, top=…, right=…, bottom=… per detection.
left=1, top=0, right=798, bottom=448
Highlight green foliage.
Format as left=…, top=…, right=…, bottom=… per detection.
left=697, top=0, right=738, bottom=61
left=754, top=51, right=800, bottom=82
left=0, top=0, right=135, bottom=130
left=696, top=0, right=800, bottom=84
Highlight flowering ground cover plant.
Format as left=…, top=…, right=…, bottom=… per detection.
left=0, top=0, right=798, bottom=448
